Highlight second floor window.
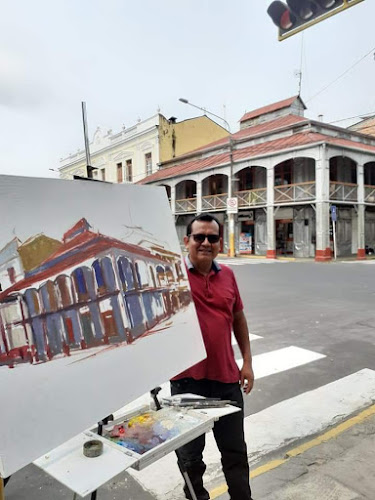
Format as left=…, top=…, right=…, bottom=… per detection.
left=126, top=159, right=133, bottom=182
left=117, top=163, right=123, bottom=183
left=145, top=152, right=152, bottom=176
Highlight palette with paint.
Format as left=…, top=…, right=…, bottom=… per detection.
left=102, top=407, right=213, bottom=470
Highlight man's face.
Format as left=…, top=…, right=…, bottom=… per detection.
left=184, top=220, right=221, bottom=268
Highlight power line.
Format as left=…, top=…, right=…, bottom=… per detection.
left=329, top=111, right=375, bottom=124
left=306, top=46, right=375, bottom=103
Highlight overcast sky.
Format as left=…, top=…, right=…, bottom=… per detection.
left=1, top=0, right=374, bottom=179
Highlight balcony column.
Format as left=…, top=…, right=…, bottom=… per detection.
left=266, top=167, right=276, bottom=258
left=170, top=184, right=176, bottom=215
left=196, top=180, right=202, bottom=213
left=357, top=163, right=365, bottom=259
left=315, top=145, right=331, bottom=261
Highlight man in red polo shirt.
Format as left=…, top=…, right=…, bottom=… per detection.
left=171, top=214, right=254, bottom=500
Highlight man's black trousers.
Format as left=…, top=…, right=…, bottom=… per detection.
left=170, top=378, right=253, bottom=500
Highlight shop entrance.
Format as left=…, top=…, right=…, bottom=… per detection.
left=239, top=220, right=254, bottom=254
left=276, top=219, right=293, bottom=256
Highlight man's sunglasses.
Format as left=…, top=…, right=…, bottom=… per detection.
left=189, top=233, right=220, bottom=244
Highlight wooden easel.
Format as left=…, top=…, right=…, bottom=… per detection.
left=0, top=478, right=5, bottom=500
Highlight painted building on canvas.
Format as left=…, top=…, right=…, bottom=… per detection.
left=0, top=219, right=189, bottom=367
left=0, top=235, right=62, bottom=292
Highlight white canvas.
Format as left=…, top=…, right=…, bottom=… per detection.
left=0, top=174, right=206, bottom=477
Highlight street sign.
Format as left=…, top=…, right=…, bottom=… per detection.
left=331, top=205, right=337, bottom=222
left=227, top=197, right=238, bottom=214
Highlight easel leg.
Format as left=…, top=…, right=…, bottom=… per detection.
left=0, top=478, right=5, bottom=500
left=176, top=451, right=198, bottom=500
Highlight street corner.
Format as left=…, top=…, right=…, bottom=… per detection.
left=246, top=405, right=375, bottom=500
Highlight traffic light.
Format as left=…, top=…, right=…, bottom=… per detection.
left=267, top=0, right=365, bottom=40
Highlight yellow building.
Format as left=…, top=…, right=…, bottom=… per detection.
left=158, top=115, right=229, bottom=163
left=18, top=234, right=62, bottom=273
left=59, top=113, right=228, bottom=184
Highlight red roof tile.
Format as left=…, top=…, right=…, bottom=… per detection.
left=160, top=114, right=308, bottom=165
left=235, top=114, right=307, bottom=139
left=325, top=136, right=375, bottom=152
left=140, top=131, right=375, bottom=185
left=239, top=96, right=303, bottom=123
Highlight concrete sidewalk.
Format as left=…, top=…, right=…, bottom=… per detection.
left=213, top=405, right=375, bottom=500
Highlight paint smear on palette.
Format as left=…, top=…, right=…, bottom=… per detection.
left=104, top=408, right=203, bottom=455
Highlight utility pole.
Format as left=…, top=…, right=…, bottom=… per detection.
left=81, top=102, right=96, bottom=179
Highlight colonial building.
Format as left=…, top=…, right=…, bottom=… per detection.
left=58, top=113, right=228, bottom=184
left=139, top=96, right=375, bottom=260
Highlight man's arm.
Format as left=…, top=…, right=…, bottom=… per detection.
left=233, top=309, right=254, bottom=395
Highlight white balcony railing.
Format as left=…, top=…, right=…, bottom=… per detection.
left=329, top=182, right=357, bottom=202
left=175, top=197, right=197, bottom=213
left=365, top=185, right=375, bottom=204
left=201, top=193, right=227, bottom=211
left=274, top=181, right=315, bottom=204
left=235, top=187, right=267, bottom=207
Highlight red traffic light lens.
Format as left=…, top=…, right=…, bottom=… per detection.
left=280, top=9, right=294, bottom=29
left=267, top=1, right=296, bottom=29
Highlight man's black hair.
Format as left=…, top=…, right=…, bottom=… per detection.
left=186, top=214, right=221, bottom=236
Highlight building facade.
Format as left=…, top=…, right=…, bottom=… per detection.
left=140, top=97, right=375, bottom=260
left=59, top=114, right=228, bottom=184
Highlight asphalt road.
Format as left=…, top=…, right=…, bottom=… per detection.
left=4, top=261, right=375, bottom=499
left=235, top=261, right=375, bottom=418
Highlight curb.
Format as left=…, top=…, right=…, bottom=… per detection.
left=209, top=403, right=375, bottom=499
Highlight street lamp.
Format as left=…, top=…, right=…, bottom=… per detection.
left=179, top=98, right=236, bottom=257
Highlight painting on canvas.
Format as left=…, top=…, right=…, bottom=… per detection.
left=0, top=174, right=206, bottom=477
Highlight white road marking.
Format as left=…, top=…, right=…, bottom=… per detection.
left=217, top=258, right=289, bottom=266
left=232, top=333, right=262, bottom=345
left=342, top=260, right=375, bottom=264
left=128, top=369, right=375, bottom=500
left=236, top=346, right=326, bottom=378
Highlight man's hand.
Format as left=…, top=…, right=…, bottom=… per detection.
left=240, top=362, right=254, bottom=395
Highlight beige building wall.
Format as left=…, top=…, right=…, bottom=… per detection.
left=350, top=117, right=375, bottom=137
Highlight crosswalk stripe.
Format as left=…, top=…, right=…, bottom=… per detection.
left=232, top=333, right=262, bottom=345
left=216, top=258, right=289, bottom=266
left=236, top=346, right=326, bottom=378
left=128, top=369, right=375, bottom=499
